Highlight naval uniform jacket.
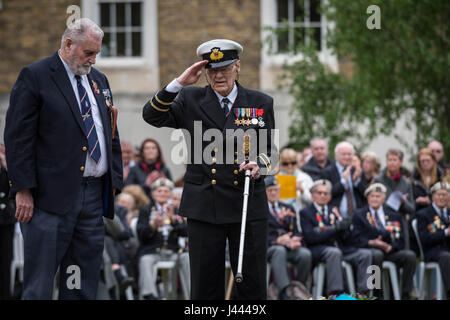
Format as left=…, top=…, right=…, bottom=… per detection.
left=143, top=82, right=277, bottom=224
left=4, top=52, right=123, bottom=218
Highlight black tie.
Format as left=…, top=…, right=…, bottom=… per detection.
left=221, top=97, right=230, bottom=117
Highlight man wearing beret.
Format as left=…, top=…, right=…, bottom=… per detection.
left=417, top=182, right=450, bottom=299
left=353, top=183, right=417, bottom=300
left=142, top=39, right=278, bottom=299
left=265, top=175, right=312, bottom=299
left=300, top=179, right=372, bottom=296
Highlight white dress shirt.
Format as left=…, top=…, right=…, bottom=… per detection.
left=58, top=52, right=108, bottom=177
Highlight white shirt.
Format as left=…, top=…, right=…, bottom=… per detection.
left=58, top=52, right=108, bottom=177
left=166, top=78, right=238, bottom=112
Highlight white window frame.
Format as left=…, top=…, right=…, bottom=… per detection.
left=82, top=0, right=158, bottom=69
left=260, top=0, right=338, bottom=72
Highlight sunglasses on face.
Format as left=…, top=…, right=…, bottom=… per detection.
left=281, top=161, right=297, bottom=166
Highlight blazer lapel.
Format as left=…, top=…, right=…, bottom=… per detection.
left=87, top=74, right=111, bottom=143
left=199, top=86, right=226, bottom=129
left=49, top=52, right=86, bottom=135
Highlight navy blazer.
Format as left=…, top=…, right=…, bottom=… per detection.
left=267, top=201, right=301, bottom=247
left=143, top=83, right=277, bottom=224
left=300, top=203, right=358, bottom=260
left=4, top=52, right=123, bottom=218
left=320, top=164, right=365, bottom=210
left=417, top=205, right=449, bottom=261
left=352, top=205, right=405, bottom=253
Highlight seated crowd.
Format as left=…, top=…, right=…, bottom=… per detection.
left=4, top=137, right=448, bottom=300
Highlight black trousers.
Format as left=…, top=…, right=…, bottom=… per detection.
left=0, top=224, right=14, bottom=300
left=187, top=218, right=267, bottom=300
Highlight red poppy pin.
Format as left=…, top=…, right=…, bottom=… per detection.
left=91, top=80, right=100, bottom=94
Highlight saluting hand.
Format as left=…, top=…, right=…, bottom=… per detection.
left=176, top=60, right=209, bottom=86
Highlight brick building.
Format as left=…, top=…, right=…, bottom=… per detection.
left=0, top=0, right=411, bottom=179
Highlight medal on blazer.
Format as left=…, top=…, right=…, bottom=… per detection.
left=91, top=80, right=100, bottom=94
left=329, top=207, right=342, bottom=225
left=316, top=213, right=326, bottom=231
left=386, top=220, right=401, bottom=240
left=102, top=89, right=118, bottom=139
left=366, top=212, right=376, bottom=227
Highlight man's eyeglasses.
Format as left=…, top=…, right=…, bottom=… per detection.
left=281, top=161, right=297, bottom=166
left=431, top=149, right=443, bottom=154
left=206, top=64, right=236, bottom=76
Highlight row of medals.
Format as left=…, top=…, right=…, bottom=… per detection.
left=234, top=116, right=265, bottom=127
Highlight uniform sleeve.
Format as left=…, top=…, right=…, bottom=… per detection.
left=256, top=98, right=278, bottom=176
left=4, top=67, right=40, bottom=194
left=142, top=86, right=186, bottom=129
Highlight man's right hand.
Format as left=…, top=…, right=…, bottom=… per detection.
left=15, top=189, right=34, bottom=223
left=176, top=60, right=209, bottom=86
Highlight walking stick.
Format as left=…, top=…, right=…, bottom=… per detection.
left=235, top=136, right=251, bottom=283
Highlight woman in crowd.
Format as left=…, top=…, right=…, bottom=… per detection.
left=412, top=148, right=444, bottom=212
left=361, top=151, right=381, bottom=186
left=278, top=148, right=313, bottom=230
left=125, top=138, right=172, bottom=196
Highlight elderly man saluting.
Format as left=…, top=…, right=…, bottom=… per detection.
left=142, top=39, right=278, bottom=299
left=4, top=18, right=123, bottom=299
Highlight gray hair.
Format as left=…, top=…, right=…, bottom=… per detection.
left=334, top=141, right=354, bottom=155
left=310, top=137, right=328, bottom=148
left=61, top=18, right=104, bottom=46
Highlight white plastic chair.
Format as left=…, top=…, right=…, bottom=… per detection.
left=311, top=261, right=357, bottom=299
left=381, top=261, right=401, bottom=300
left=153, top=260, right=177, bottom=299
left=411, top=219, right=445, bottom=300
left=312, top=263, right=326, bottom=299
left=342, top=260, right=356, bottom=295
left=10, top=227, right=24, bottom=296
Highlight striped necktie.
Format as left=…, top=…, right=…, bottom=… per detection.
left=221, top=97, right=231, bottom=118
left=75, top=75, right=101, bottom=163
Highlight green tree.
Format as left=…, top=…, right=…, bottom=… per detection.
left=268, top=0, right=449, bottom=161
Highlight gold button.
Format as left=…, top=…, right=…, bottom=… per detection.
left=234, top=181, right=238, bottom=186
left=212, top=169, right=216, bottom=174
left=80, top=166, right=85, bottom=172
left=82, top=146, right=87, bottom=152
left=234, top=170, right=238, bottom=174
left=234, top=152, right=238, bottom=156
left=213, top=147, right=218, bottom=153
left=212, top=157, right=217, bottom=163
left=234, top=159, right=238, bottom=164
left=211, top=179, right=216, bottom=185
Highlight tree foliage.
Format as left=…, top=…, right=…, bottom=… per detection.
left=269, top=0, right=449, bottom=159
